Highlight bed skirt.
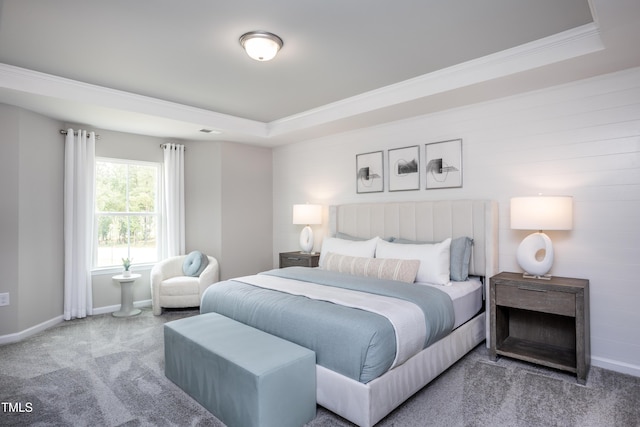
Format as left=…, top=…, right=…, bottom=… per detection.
left=316, top=311, right=486, bottom=427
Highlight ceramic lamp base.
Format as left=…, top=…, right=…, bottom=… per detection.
left=299, top=225, right=314, bottom=253
left=516, top=231, right=554, bottom=278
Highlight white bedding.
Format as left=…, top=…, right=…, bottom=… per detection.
left=418, top=277, right=483, bottom=329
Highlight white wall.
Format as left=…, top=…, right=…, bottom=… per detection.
left=272, top=67, right=640, bottom=376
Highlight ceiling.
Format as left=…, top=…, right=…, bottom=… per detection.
left=1, top=0, right=639, bottom=146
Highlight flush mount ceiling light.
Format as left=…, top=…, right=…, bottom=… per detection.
left=239, top=31, right=283, bottom=61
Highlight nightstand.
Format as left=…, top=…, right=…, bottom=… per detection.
left=489, top=272, right=590, bottom=384
left=279, top=251, right=320, bottom=268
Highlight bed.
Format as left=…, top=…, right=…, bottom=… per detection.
left=201, top=200, right=498, bottom=426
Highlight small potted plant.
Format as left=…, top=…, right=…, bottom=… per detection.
left=122, top=257, right=132, bottom=277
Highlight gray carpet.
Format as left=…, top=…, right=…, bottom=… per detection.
left=1, top=308, right=638, bottom=426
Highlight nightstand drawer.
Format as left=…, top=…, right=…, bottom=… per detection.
left=495, top=283, right=575, bottom=317
left=279, top=252, right=320, bottom=268
left=282, top=255, right=311, bottom=267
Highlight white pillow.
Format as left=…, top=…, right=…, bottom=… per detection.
left=319, top=236, right=379, bottom=268
left=376, top=238, right=451, bottom=285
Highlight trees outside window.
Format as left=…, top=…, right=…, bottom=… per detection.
left=94, top=159, right=160, bottom=269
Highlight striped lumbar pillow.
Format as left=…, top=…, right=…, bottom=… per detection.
left=322, top=252, right=420, bottom=284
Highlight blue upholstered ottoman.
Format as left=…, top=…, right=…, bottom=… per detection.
left=164, top=313, right=316, bottom=427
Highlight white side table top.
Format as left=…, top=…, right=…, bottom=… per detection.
left=112, top=273, right=141, bottom=282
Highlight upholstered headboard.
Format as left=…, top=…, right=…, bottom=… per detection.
left=329, top=200, right=498, bottom=279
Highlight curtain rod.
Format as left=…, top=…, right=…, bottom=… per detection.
left=59, top=129, right=101, bottom=140
left=160, top=143, right=185, bottom=151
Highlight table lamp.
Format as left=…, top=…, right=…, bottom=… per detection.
left=510, top=196, right=573, bottom=279
left=293, top=204, right=322, bottom=253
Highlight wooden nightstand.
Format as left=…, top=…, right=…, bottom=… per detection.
left=279, top=251, right=320, bottom=268
left=489, top=272, right=590, bottom=384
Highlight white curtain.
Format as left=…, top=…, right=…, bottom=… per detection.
left=63, top=129, right=95, bottom=320
left=162, top=143, right=185, bottom=258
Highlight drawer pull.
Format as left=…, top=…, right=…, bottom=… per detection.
left=287, top=257, right=302, bottom=261
left=518, top=286, right=547, bottom=292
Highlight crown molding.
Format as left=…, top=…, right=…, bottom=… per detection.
left=0, top=63, right=266, bottom=137
left=268, top=23, right=603, bottom=138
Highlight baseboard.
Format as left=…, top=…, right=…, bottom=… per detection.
left=0, top=315, right=64, bottom=345
left=0, top=300, right=152, bottom=345
left=592, top=356, right=640, bottom=378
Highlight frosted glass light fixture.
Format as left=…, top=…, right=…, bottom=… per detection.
left=239, top=31, right=283, bottom=61
left=510, top=196, right=573, bottom=279
left=293, top=204, right=322, bottom=253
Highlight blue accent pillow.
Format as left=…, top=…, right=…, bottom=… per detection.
left=183, top=251, right=209, bottom=277
left=390, top=236, right=474, bottom=281
left=335, top=232, right=393, bottom=242
left=335, top=232, right=364, bottom=241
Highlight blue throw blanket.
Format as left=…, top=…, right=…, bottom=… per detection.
left=200, top=267, right=454, bottom=383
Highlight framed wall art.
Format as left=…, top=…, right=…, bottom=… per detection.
left=388, top=145, right=420, bottom=191
left=425, top=139, right=462, bottom=189
left=356, top=150, right=384, bottom=193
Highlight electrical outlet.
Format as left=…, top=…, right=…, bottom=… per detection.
left=0, top=293, right=9, bottom=306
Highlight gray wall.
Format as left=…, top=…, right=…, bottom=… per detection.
left=0, top=104, right=23, bottom=336
left=219, top=142, right=273, bottom=279
left=19, top=111, right=65, bottom=330
left=184, top=141, right=222, bottom=262
left=184, top=140, right=273, bottom=280
left=0, top=106, right=64, bottom=336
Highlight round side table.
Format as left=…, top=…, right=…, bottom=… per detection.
left=112, top=273, right=142, bottom=317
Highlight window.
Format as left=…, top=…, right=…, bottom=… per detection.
left=94, top=158, right=160, bottom=269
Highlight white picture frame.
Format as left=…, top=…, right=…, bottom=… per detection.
left=425, top=139, right=462, bottom=189
left=356, top=151, right=384, bottom=193
left=388, top=145, right=420, bottom=191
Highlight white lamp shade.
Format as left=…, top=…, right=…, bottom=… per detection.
left=293, top=204, right=322, bottom=225
left=510, top=196, right=573, bottom=231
